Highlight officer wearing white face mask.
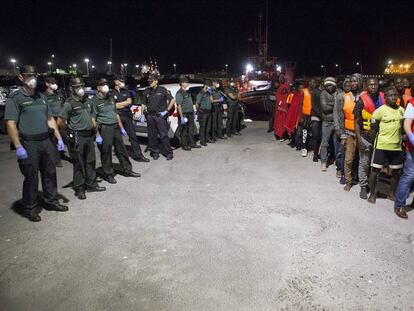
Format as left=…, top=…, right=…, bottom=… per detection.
left=90, top=78, right=140, bottom=184
left=43, top=76, right=65, bottom=167
left=4, top=65, right=68, bottom=222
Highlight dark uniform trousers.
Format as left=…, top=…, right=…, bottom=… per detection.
left=18, top=136, right=58, bottom=210
left=68, top=132, right=96, bottom=190
left=199, top=109, right=211, bottom=144
left=119, top=112, right=144, bottom=158
left=226, top=104, right=239, bottom=135
left=311, top=120, right=322, bottom=156
left=266, top=99, right=275, bottom=131
left=99, top=124, right=132, bottom=176
left=211, top=103, right=223, bottom=139
left=181, top=113, right=195, bottom=147
left=146, top=114, right=173, bottom=156
left=53, top=116, right=63, bottom=163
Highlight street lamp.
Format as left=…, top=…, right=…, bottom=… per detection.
left=123, top=63, right=128, bottom=75
left=107, top=61, right=112, bottom=73
left=84, top=58, right=90, bottom=76
left=245, top=63, right=254, bottom=74
left=135, top=64, right=139, bottom=73
left=173, top=63, right=177, bottom=75
left=321, top=65, right=326, bottom=76
left=356, top=62, right=363, bottom=74
left=388, top=60, right=392, bottom=65
left=335, top=64, right=341, bottom=75
left=10, top=58, right=17, bottom=74
left=91, top=65, right=95, bottom=70
left=225, top=64, right=228, bottom=74
left=47, top=61, right=52, bottom=72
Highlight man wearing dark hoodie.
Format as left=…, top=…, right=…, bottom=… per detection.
left=320, top=77, right=342, bottom=171
left=310, top=78, right=322, bottom=162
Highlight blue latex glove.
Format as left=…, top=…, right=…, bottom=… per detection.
left=408, top=133, right=414, bottom=146
left=96, top=135, right=103, bottom=145
left=16, top=146, right=28, bottom=160
left=218, top=96, right=224, bottom=102
left=180, top=117, right=186, bottom=125
left=160, top=110, right=168, bottom=117
left=121, top=128, right=128, bottom=137
left=57, top=139, right=65, bottom=151
left=139, top=114, right=146, bottom=123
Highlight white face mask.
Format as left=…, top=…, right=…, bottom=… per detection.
left=184, top=86, right=190, bottom=91
left=76, top=88, right=85, bottom=97
left=101, top=85, right=109, bottom=94
left=25, top=77, right=37, bottom=89
left=119, top=82, right=125, bottom=88
left=215, top=83, right=220, bottom=88
left=230, top=82, right=235, bottom=87
left=51, top=84, right=58, bottom=91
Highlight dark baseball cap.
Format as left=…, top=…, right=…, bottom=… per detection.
left=148, top=74, right=159, bottom=82
left=19, top=65, right=37, bottom=75
left=69, top=76, right=85, bottom=87
left=44, top=76, right=56, bottom=84
left=97, top=78, right=108, bottom=86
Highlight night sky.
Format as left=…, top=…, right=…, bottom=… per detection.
left=1, top=0, right=414, bottom=76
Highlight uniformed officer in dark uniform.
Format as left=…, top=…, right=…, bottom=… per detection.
left=90, top=78, right=140, bottom=184
left=210, top=79, right=226, bottom=140
left=111, top=74, right=149, bottom=162
left=140, top=74, right=175, bottom=160
left=175, top=76, right=201, bottom=151
left=58, top=77, right=106, bottom=200
left=43, top=76, right=65, bottom=167
left=5, top=65, right=68, bottom=222
left=196, top=80, right=214, bottom=146
left=224, top=79, right=241, bottom=137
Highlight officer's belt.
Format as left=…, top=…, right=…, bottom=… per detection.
left=20, top=132, right=50, bottom=141
left=99, top=123, right=118, bottom=128
left=71, top=129, right=95, bottom=137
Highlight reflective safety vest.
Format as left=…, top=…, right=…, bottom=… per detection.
left=343, top=92, right=355, bottom=131
left=302, top=88, right=312, bottom=116
left=287, top=93, right=294, bottom=105
left=360, top=92, right=385, bottom=131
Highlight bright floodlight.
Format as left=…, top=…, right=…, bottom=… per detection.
left=84, top=58, right=89, bottom=63
left=388, top=60, right=392, bottom=65
left=47, top=62, right=52, bottom=65
left=124, top=63, right=128, bottom=66
left=107, top=61, right=112, bottom=65
left=73, top=64, right=77, bottom=68
left=246, top=64, right=254, bottom=73
left=11, top=58, right=16, bottom=63
left=321, top=65, right=324, bottom=68
left=92, top=65, right=95, bottom=69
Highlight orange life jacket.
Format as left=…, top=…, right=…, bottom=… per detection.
left=302, top=88, right=312, bottom=116
left=360, top=92, right=385, bottom=131
left=343, top=92, right=355, bottom=131
left=403, top=88, right=412, bottom=108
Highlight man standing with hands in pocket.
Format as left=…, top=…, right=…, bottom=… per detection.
left=90, top=78, right=140, bottom=184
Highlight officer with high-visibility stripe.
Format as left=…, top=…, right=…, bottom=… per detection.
left=353, top=77, right=385, bottom=200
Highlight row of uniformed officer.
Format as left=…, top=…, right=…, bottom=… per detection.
left=5, top=66, right=69, bottom=222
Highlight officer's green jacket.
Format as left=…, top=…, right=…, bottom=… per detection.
left=5, top=87, right=52, bottom=135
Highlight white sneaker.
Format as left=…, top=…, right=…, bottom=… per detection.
left=321, top=163, right=327, bottom=171
left=301, top=149, right=308, bottom=157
